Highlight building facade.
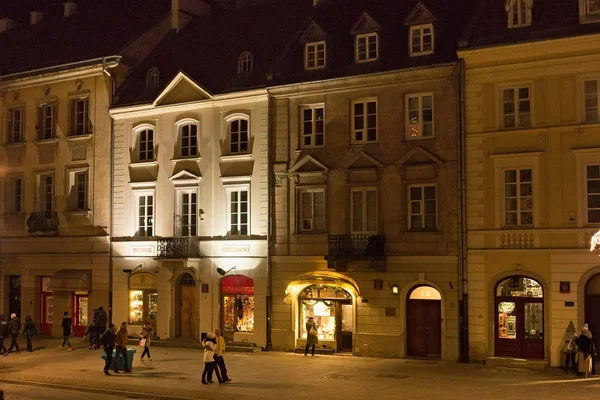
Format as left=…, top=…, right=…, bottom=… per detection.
left=460, top=0, right=600, bottom=367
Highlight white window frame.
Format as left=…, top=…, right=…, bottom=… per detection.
left=355, top=32, right=378, bottom=63
left=67, top=167, right=90, bottom=211
left=175, top=187, right=198, bottom=236
left=238, top=51, right=253, bottom=74
left=351, top=98, right=378, bottom=144
left=408, top=184, right=437, bottom=230
left=297, top=187, right=326, bottom=233
left=225, top=114, right=250, bottom=155
left=586, top=164, right=600, bottom=225
left=36, top=171, right=55, bottom=212
left=175, top=118, right=199, bottom=158
left=146, top=67, right=160, bottom=89
left=350, top=187, right=378, bottom=234
left=7, top=107, right=24, bottom=143
left=69, top=96, right=90, bottom=136
left=5, top=175, right=24, bottom=213
left=300, top=104, right=325, bottom=148
left=134, top=190, right=155, bottom=237
left=574, top=149, right=600, bottom=226
left=501, top=85, right=532, bottom=129
left=503, top=167, right=533, bottom=227
left=507, top=0, right=532, bottom=28
left=225, top=184, right=250, bottom=236
left=409, top=24, right=434, bottom=56
left=37, top=102, right=57, bottom=140
left=133, top=124, right=155, bottom=162
left=583, top=78, right=599, bottom=123
left=406, top=93, right=434, bottom=139
left=305, top=41, right=326, bottom=70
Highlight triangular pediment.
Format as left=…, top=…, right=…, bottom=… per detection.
left=396, top=146, right=444, bottom=167
left=344, top=151, right=383, bottom=170
left=404, top=2, right=436, bottom=26
left=153, top=72, right=212, bottom=107
left=300, top=21, right=327, bottom=43
left=169, top=170, right=201, bottom=185
left=351, top=11, right=380, bottom=34
left=288, top=155, right=328, bottom=174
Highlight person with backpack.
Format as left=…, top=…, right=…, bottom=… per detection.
left=100, top=324, right=116, bottom=375
left=0, top=314, right=9, bottom=356
left=7, top=313, right=21, bottom=353
left=59, top=312, right=73, bottom=351
left=23, top=315, right=37, bottom=352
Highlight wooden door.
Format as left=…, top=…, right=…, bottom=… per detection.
left=336, top=301, right=353, bottom=352
left=72, top=294, right=88, bottom=337
left=495, top=298, right=544, bottom=359
left=407, top=300, right=441, bottom=358
left=180, top=286, right=194, bottom=338
left=585, top=295, right=600, bottom=364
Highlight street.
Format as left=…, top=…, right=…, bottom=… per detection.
left=1, top=338, right=600, bottom=399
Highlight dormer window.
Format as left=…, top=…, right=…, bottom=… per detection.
left=238, top=51, right=253, bottom=74
left=305, top=41, right=326, bottom=70
left=506, top=0, right=532, bottom=28
left=355, top=33, right=378, bottom=63
left=146, top=67, right=160, bottom=89
left=409, top=24, right=434, bottom=56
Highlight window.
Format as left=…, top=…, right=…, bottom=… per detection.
left=305, top=41, right=326, bottom=69
left=229, top=118, right=249, bottom=154
left=502, top=87, right=531, bottom=129
left=355, top=33, right=378, bottom=62
left=507, top=0, right=531, bottom=28
left=146, top=67, right=160, bottom=89
left=229, top=188, right=249, bottom=235
left=351, top=99, right=377, bottom=144
left=237, top=51, right=253, bottom=74
left=6, top=177, right=23, bottom=213
left=409, top=24, right=434, bottom=55
left=298, top=188, right=325, bottom=232
left=409, top=185, right=436, bottom=230
left=406, top=94, right=434, bottom=139
left=587, top=0, right=600, bottom=14
left=584, top=79, right=599, bottom=122
left=69, top=98, right=89, bottom=136
left=8, top=108, right=24, bottom=143
left=180, top=124, right=198, bottom=157
left=177, top=190, right=197, bottom=236
left=74, top=172, right=87, bottom=210
left=301, top=105, right=324, bottom=147
left=37, top=174, right=54, bottom=212
left=136, top=193, right=154, bottom=236
left=504, top=168, right=533, bottom=226
left=587, top=165, right=600, bottom=224
left=37, top=103, right=57, bottom=140
left=351, top=188, right=377, bottom=233
left=138, top=129, right=154, bottom=161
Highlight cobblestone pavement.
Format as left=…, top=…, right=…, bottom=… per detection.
left=1, top=338, right=600, bottom=400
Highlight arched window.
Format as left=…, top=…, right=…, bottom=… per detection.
left=228, top=117, right=249, bottom=154
left=298, top=284, right=352, bottom=345
left=146, top=67, right=160, bottom=89
left=175, top=119, right=199, bottom=158
left=237, top=51, right=253, bottom=74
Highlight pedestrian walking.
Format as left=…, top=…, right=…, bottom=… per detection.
left=304, top=316, right=318, bottom=356
left=23, top=315, right=37, bottom=352
left=139, top=322, right=152, bottom=361
left=95, top=306, right=108, bottom=348
left=214, top=328, right=231, bottom=381
left=0, top=314, right=9, bottom=356
left=201, top=332, right=223, bottom=384
left=575, top=323, right=597, bottom=378
left=85, top=321, right=98, bottom=349
left=100, top=323, right=116, bottom=375
left=7, top=313, right=21, bottom=353
left=114, top=322, right=131, bottom=373
left=59, top=312, right=73, bottom=351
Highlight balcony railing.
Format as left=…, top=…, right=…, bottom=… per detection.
left=26, top=211, right=59, bottom=234
left=326, top=234, right=386, bottom=260
left=157, top=237, right=200, bottom=258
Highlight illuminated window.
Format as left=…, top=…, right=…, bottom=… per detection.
left=299, top=284, right=352, bottom=341
left=406, top=93, right=434, bottom=139
left=409, top=24, right=434, bottom=56
left=504, top=168, right=533, bottom=226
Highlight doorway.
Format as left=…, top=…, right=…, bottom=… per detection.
left=406, top=285, right=442, bottom=358
left=337, top=300, right=353, bottom=352
left=221, top=275, right=255, bottom=343
left=72, top=293, right=88, bottom=337
left=585, top=273, right=600, bottom=370
left=176, top=273, right=196, bottom=338
left=8, top=275, right=21, bottom=318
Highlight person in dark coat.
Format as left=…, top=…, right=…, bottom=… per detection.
left=305, top=316, right=318, bottom=356
left=7, top=313, right=21, bottom=353
left=95, top=306, right=108, bottom=349
left=59, top=312, right=73, bottom=351
left=0, top=314, right=9, bottom=356
left=114, top=322, right=131, bottom=373
left=100, top=324, right=117, bottom=375
left=575, top=323, right=597, bottom=378
left=23, top=315, right=37, bottom=352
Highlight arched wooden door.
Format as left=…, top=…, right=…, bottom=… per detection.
left=406, top=286, right=441, bottom=358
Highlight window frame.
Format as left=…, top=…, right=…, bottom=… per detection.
left=5, top=175, right=24, bottom=213
left=296, top=187, right=326, bottom=233
left=351, top=98, right=378, bottom=145
left=69, top=96, right=90, bottom=136
left=237, top=51, right=253, bottom=74
left=503, top=167, right=534, bottom=227
left=405, top=93, right=434, bottom=139
left=37, top=102, right=57, bottom=140
left=225, top=114, right=250, bottom=155
left=146, top=67, right=160, bottom=89
left=500, top=85, right=532, bottom=130
left=350, top=187, right=378, bottom=234
left=587, top=0, right=600, bottom=15
left=355, top=32, right=378, bottom=63
left=175, top=187, right=198, bottom=236
left=305, top=41, right=326, bottom=70
left=507, top=0, right=532, bottom=28
left=36, top=171, right=55, bottom=212
left=586, top=164, right=600, bottom=225
left=134, top=190, right=155, bottom=237
left=7, top=107, right=25, bottom=144
left=134, top=125, right=155, bottom=162
left=409, top=24, right=434, bottom=56
left=407, top=184, right=437, bottom=231
left=67, top=167, right=90, bottom=211
left=225, top=184, right=250, bottom=237
left=300, top=104, right=325, bottom=148
left=583, top=78, right=599, bottom=123
left=175, top=118, right=199, bottom=158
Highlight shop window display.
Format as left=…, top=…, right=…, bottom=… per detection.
left=129, top=290, right=144, bottom=324
left=223, top=294, right=255, bottom=333
left=299, top=284, right=352, bottom=341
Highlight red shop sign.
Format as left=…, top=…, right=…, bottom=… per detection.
left=221, top=275, right=254, bottom=295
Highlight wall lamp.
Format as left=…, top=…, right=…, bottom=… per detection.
left=217, top=266, right=236, bottom=276
left=199, top=209, right=205, bottom=220
left=123, top=264, right=143, bottom=274
left=391, top=284, right=399, bottom=296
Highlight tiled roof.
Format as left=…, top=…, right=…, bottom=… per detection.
left=461, top=0, right=600, bottom=49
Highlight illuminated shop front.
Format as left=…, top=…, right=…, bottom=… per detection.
left=221, top=275, right=255, bottom=342
left=128, top=272, right=158, bottom=333
left=495, top=276, right=544, bottom=359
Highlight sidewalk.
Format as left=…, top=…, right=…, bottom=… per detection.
left=1, top=338, right=600, bottom=400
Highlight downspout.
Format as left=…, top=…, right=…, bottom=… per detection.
left=266, top=92, right=273, bottom=351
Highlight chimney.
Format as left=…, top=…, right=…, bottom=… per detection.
left=0, top=18, right=17, bottom=34
left=30, top=11, right=44, bottom=25
left=171, top=0, right=210, bottom=32
left=63, top=1, right=77, bottom=17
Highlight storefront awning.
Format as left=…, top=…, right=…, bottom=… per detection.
left=286, top=271, right=361, bottom=297
left=48, top=269, right=91, bottom=292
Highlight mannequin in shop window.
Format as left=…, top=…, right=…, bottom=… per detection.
left=305, top=316, right=318, bottom=356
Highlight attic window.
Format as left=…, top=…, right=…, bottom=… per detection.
left=146, top=67, right=160, bottom=89
left=355, top=33, right=378, bottom=63
left=506, top=0, right=532, bottom=28
left=305, top=41, right=326, bottom=70
left=238, top=51, right=253, bottom=74
left=409, top=24, right=434, bottom=56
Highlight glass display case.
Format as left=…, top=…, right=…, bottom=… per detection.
left=129, top=290, right=144, bottom=324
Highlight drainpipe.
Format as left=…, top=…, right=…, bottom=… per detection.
left=266, top=93, right=273, bottom=351
left=458, top=58, right=469, bottom=363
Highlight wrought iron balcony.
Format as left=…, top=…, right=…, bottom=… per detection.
left=26, top=211, right=59, bottom=235
left=157, top=237, right=200, bottom=258
left=326, top=234, right=386, bottom=260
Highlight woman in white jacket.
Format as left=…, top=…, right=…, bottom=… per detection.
left=202, top=332, right=223, bottom=384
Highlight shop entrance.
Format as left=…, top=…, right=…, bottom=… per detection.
left=406, top=285, right=442, bottom=358
left=495, top=276, right=544, bottom=359
left=8, top=275, right=21, bottom=317
left=585, top=273, right=600, bottom=369
left=221, top=275, right=255, bottom=343
left=176, top=273, right=196, bottom=338
left=72, top=293, right=88, bottom=337
left=128, top=273, right=158, bottom=334
left=40, top=277, right=54, bottom=336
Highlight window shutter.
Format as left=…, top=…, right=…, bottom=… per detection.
left=6, top=179, right=14, bottom=212
left=52, top=104, right=58, bottom=137
left=69, top=100, right=75, bottom=135
left=36, top=106, right=43, bottom=139
left=7, top=110, right=13, bottom=142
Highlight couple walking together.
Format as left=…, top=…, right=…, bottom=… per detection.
left=201, top=329, right=231, bottom=384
